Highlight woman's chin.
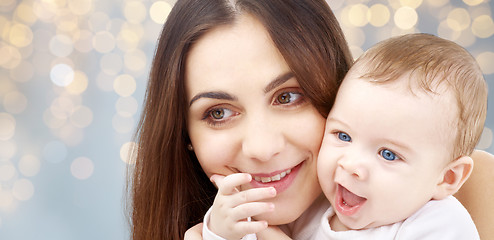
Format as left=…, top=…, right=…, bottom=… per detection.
left=254, top=207, right=300, bottom=225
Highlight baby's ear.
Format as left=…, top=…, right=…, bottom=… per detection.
left=432, top=156, right=473, bottom=200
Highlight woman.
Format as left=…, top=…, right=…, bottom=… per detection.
left=128, top=0, right=494, bottom=239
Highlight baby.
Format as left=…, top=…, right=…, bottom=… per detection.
left=314, top=33, right=485, bottom=239
left=203, top=33, right=486, bottom=239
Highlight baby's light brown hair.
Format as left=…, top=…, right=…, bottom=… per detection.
left=354, top=33, right=487, bottom=160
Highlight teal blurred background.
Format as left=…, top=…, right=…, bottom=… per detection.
left=0, top=0, right=493, bottom=239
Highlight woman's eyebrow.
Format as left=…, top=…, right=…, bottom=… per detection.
left=189, top=91, right=237, bottom=106
left=264, top=72, right=295, bottom=93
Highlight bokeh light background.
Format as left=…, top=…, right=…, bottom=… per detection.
left=0, top=0, right=493, bottom=239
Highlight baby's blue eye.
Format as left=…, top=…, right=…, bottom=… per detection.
left=380, top=149, right=398, bottom=161
left=337, top=132, right=351, bottom=142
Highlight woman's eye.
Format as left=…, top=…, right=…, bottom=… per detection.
left=277, top=92, right=291, bottom=104
left=337, top=132, right=351, bottom=142
left=380, top=149, right=400, bottom=161
left=211, top=109, right=225, bottom=119
left=273, top=91, right=304, bottom=106
left=203, top=107, right=237, bottom=126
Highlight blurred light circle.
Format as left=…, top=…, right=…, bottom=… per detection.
left=9, top=23, right=33, bottom=48
left=42, top=140, right=67, bottom=163
left=149, top=1, right=172, bottom=24
left=394, top=6, right=418, bottom=30
left=0, top=112, right=16, bottom=141
left=447, top=8, right=471, bottom=31
left=50, top=96, right=74, bottom=119
left=0, top=189, right=14, bottom=209
left=73, top=30, right=93, bottom=53
left=426, top=0, right=449, bottom=7
left=120, top=141, right=138, bottom=164
left=19, top=154, right=41, bottom=177
left=49, top=34, right=74, bottom=57
left=477, top=127, right=493, bottom=150
left=117, top=29, right=139, bottom=51
left=343, top=27, right=366, bottom=48
left=476, top=51, right=494, bottom=75
left=455, top=29, right=476, bottom=48
left=70, top=105, right=93, bottom=128
left=399, top=0, right=423, bottom=8
left=3, top=91, right=28, bottom=114
left=0, top=43, right=12, bottom=66
left=43, top=108, right=66, bottom=129
left=0, top=44, right=22, bottom=69
left=437, top=20, right=461, bottom=41
left=88, top=12, right=109, bottom=32
left=472, top=15, right=494, bottom=38
left=368, top=4, right=390, bottom=27
left=92, top=31, right=116, bottom=53
left=12, top=179, right=34, bottom=201
left=124, top=1, right=147, bottom=24
left=463, top=0, right=484, bottom=6
left=112, top=114, right=135, bottom=133
left=0, top=163, right=16, bottom=181
left=32, top=1, right=56, bottom=22
left=348, top=4, right=369, bottom=27
left=57, top=13, right=79, bottom=33
left=68, top=0, right=92, bottom=15
left=14, top=3, right=37, bottom=25
left=10, top=60, right=34, bottom=83
left=58, top=125, right=84, bottom=146
left=66, top=71, right=89, bottom=95
left=50, top=63, right=74, bottom=87
left=100, top=53, right=123, bottom=75
left=96, top=72, right=115, bottom=92
left=0, top=76, right=16, bottom=97
left=0, top=140, right=16, bottom=159
left=113, top=74, right=136, bottom=97
left=124, top=49, right=147, bottom=72
left=116, top=96, right=138, bottom=117
left=70, top=157, right=94, bottom=180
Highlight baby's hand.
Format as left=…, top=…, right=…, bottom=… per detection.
left=256, top=225, right=292, bottom=240
left=209, top=173, right=277, bottom=240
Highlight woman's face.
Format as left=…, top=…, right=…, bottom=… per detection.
left=186, top=14, right=325, bottom=225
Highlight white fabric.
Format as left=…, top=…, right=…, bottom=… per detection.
left=312, top=196, right=479, bottom=240
left=202, top=194, right=330, bottom=240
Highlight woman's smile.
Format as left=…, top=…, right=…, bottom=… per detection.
left=248, top=161, right=304, bottom=193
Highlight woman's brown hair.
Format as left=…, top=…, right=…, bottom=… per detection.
left=128, top=0, right=352, bottom=239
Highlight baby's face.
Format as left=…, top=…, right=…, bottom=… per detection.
left=317, top=71, right=457, bottom=230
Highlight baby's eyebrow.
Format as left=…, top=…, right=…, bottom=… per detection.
left=189, top=91, right=237, bottom=106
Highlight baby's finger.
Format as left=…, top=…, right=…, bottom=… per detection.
left=232, top=202, right=275, bottom=221
left=214, top=173, right=252, bottom=195
left=229, top=187, right=276, bottom=206
left=209, top=174, right=226, bottom=188
left=233, top=220, right=269, bottom=237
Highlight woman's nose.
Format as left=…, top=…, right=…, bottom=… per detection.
left=241, top=117, right=285, bottom=162
left=338, top=153, right=368, bottom=180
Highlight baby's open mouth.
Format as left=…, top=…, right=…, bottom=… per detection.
left=252, top=168, right=292, bottom=183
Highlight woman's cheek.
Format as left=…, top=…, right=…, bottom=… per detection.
left=194, top=132, right=238, bottom=177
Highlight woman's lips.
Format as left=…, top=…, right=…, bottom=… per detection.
left=335, top=184, right=367, bottom=216
left=248, top=161, right=303, bottom=193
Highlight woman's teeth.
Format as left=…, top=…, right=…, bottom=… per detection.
left=254, top=169, right=292, bottom=183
